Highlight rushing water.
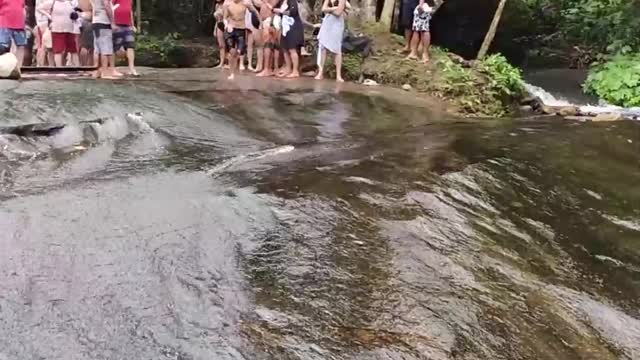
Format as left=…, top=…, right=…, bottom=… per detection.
left=1, top=74, right=640, bottom=359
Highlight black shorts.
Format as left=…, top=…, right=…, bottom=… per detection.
left=225, top=28, right=246, bottom=55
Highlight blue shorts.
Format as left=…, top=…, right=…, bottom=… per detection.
left=0, top=28, right=27, bottom=51
left=113, top=26, right=135, bottom=50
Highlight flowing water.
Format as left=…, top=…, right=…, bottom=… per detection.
left=1, top=73, right=640, bottom=359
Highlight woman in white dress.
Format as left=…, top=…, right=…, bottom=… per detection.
left=315, top=0, right=347, bottom=82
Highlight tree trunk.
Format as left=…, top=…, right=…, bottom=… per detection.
left=477, top=0, right=507, bottom=59
left=379, top=0, right=396, bottom=27
left=136, top=0, right=142, bottom=32
left=361, top=0, right=376, bottom=21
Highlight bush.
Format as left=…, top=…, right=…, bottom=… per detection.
left=584, top=53, right=640, bottom=107
left=436, top=54, right=525, bottom=117
left=136, top=32, right=182, bottom=66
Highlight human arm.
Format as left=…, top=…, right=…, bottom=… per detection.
left=102, top=0, right=113, bottom=22
left=37, top=0, right=54, bottom=20
left=245, top=0, right=260, bottom=19
left=275, top=0, right=297, bottom=17
left=332, top=0, right=346, bottom=16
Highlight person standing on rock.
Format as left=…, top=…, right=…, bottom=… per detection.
left=223, top=0, right=259, bottom=80
left=255, top=0, right=279, bottom=77
left=0, top=0, right=27, bottom=68
left=213, top=0, right=228, bottom=69
left=399, top=0, right=418, bottom=54
left=90, top=0, right=119, bottom=78
left=39, top=0, right=80, bottom=67
left=315, top=0, right=347, bottom=82
left=77, top=0, right=94, bottom=66
left=274, top=0, right=303, bottom=78
left=34, top=0, right=51, bottom=66
left=112, top=0, right=137, bottom=76
left=407, top=0, right=432, bottom=63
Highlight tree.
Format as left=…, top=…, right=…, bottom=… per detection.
left=379, top=0, right=395, bottom=27
left=477, top=0, right=507, bottom=59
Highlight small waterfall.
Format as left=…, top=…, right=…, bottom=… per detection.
left=524, top=83, right=640, bottom=119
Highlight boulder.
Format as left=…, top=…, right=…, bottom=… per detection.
left=592, top=112, right=624, bottom=122
left=0, top=52, right=20, bottom=79
left=539, top=104, right=579, bottom=116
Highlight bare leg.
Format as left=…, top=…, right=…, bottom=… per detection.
left=257, top=47, right=273, bottom=76
left=402, top=29, right=412, bottom=52
left=47, top=50, right=55, bottom=66
left=253, top=30, right=263, bottom=72
left=406, top=32, right=420, bottom=60
left=36, top=27, right=46, bottom=66
left=54, top=53, right=64, bottom=67
left=126, top=48, right=137, bottom=75
left=246, top=30, right=254, bottom=71
left=335, top=52, right=344, bottom=82
left=278, top=50, right=291, bottom=77
left=314, top=47, right=327, bottom=80
left=70, top=53, right=80, bottom=67
left=15, top=46, right=25, bottom=68
left=228, top=47, right=238, bottom=80
left=215, top=28, right=227, bottom=68
left=285, top=48, right=299, bottom=78
left=275, top=49, right=282, bottom=74
left=420, top=31, right=431, bottom=63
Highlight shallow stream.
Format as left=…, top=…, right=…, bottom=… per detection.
left=1, top=74, right=639, bottom=359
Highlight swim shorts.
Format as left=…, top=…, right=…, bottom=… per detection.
left=80, top=20, right=93, bottom=49
left=0, top=28, right=27, bottom=53
left=52, top=32, right=78, bottom=54
left=225, top=28, right=246, bottom=55
left=113, top=26, right=135, bottom=51
left=93, top=24, right=113, bottom=55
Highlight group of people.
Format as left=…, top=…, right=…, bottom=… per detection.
left=0, top=0, right=138, bottom=78
left=213, top=0, right=350, bottom=82
left=400, top=0, right=433, bottom=62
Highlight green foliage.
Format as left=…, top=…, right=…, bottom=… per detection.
left=584, top=54, right=640, bottom=107
left=522, top=0, right=640, bottom=55
left=436, top=54, right=525, bottom=117
left=136, top=32, right=182, bottom=65
left=478, top=54, right=526, bottom=99
left=559, top=0, right=640, bottom=54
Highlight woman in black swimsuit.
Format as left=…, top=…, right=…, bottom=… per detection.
left=275, top=0, right=304, bottom=78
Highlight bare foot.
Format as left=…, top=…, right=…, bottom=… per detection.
left=406, top=54, right=418, bottom=60
left=240, top=64, right=246, bottom=71
left=397, top=48, right=410, bottom=54
left=314, top=73, right=323, bottom=80
left=113, top=70, right=124, bottom=77
left=128, top=68, right=139, bottom=77
left=256, top=70, right=272, bottom=77
left=228, top=73, right=235, bottom=80
left=253, top=67, right=263, bottom=73
left=420, top=57, right=430, bottom=64
left=223, top=64, right=230, bottom=69
left=214, top=62, right=224, bottom=69
left=336, top=77, right=344, bottom=83
left=248, top=66, right=256, bottom=71
left=285, top=71, right=299, bottom=78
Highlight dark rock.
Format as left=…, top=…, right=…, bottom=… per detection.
left=0, top=123, right=65, bottom=137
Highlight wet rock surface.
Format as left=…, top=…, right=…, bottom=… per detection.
left=1, top=73, right=639, bottom=359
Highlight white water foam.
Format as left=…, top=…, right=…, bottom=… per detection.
left=524, top=83, right=640, bottom=119
left=207, top=145, right=295, bottom=176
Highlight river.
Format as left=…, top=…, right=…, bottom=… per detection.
left=1, top=70, right=639, bottom=359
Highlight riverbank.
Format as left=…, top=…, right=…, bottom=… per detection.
left=131, top=24, right=526, bottom=118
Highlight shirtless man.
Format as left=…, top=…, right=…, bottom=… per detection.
left=223, top=0, right=258, bottom=80
left=255, top=0, right=279, bottom=77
